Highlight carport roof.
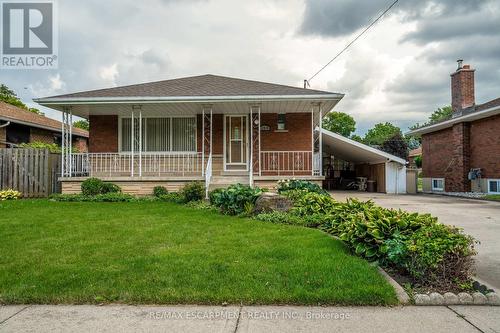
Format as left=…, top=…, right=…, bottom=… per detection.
left=321, top=129, right=407, bottom=165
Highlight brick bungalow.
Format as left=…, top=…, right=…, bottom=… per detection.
left=408, top=63, right=500, bottom=194
left=0, top=101, right=88, bottom=152
left=35, top=74, right=407, bottom=195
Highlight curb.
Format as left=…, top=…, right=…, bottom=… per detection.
left=375, top=266, right=410, bottom=305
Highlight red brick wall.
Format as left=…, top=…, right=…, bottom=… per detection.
left=260, top=113, right=312, bottom=151
left=422, top=115, right=500, bottom=191
left=195, top=113, right=311, bottom=154
left=422, top=128, right=454, bottom=179
left=470, top=114, right=500, bottom=178
left=89, top=115, right=118, bottom=152
left=74, top=137, right=88, bottom=153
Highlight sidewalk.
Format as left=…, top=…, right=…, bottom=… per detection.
left=1, top=305, right=499, bottom=333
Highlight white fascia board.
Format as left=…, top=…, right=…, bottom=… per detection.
left=407, top=105, right=500, bottom=136
left=321, top=128, right=407, bottom=165
left=34, top=94, right=344, bottom=105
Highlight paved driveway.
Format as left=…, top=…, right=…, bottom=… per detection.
left=330, top=192, right=500, bottom=290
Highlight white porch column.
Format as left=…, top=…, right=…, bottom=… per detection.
left=61, top=106, right=72, bottom=177
left=131, top=109, right=134, bottom=177
left=202, top=105, right=213, bottom=175
left=311, top=103, right=322, bottom=176
left=250, top=104, right=261, bottom=184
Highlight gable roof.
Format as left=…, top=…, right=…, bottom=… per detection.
left=407, top=97, right=500, bottom=136
left=0, top=102, right=88, bottom=137
left=35, top=74, right=343, bottom=102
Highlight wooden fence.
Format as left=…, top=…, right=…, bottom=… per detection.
left=0, top=148, right=61, bottom=197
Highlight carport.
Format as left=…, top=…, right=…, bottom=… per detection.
left=321, top=129, right=407, bottom=194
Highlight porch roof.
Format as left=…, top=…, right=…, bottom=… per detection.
left=34, top=74, right=344, bottom=119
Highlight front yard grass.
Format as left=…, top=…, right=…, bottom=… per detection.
left=0, top=200, right=397, bottom=305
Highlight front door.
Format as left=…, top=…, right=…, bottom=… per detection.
left=224, top=115, right=248, bottom=171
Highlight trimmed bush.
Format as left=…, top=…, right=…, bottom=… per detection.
left=81, top=178, right=120, bottom=195
left=0, top=189, right=22, bottom=201
left=100, top=182, right=121, bottom=194
left=81, top=178, right=104, bottom=196
left=181, top=182, right=205, bottom=202
left=210, top=184, right=263, bottom=215
left=153, top=186, right=168, bottom=198
left=159, top=192, right=184, bottom=203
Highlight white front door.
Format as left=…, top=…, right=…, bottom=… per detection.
left=224, top=115, right=249, bottom=171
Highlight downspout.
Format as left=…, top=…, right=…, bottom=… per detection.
left=0, top=121, right=11, bottom=128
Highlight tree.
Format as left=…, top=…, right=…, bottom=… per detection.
left=410, top=105, right=453, bottom=130
left=363, top=122, right=402, bottom=146
left=0, top=83, right=44, bottom=115
left=350, top=134, right=364, bottom=143
left=322, top=111, right=356, bottom=138
left=380, top=133, right=409, bottom=160
left=73, top=120, right=89, bottom=131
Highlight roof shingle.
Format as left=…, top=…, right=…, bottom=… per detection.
left=41, top=74, right=341, bottom=99
left=0, top=102, right=89, bottom=137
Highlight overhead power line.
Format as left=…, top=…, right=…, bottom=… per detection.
left=305, top=0, right=400, bottom=88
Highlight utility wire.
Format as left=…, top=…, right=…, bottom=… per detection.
left=305, top=0, right=400, bottom=87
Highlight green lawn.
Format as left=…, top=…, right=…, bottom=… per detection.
left=0, top=200, right=397, bottom=305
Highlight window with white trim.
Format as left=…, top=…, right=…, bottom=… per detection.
left=120, top=117, right=196, bottom=152
left=432, top=178, right=444, bottom=191
left=488, top=179, right=500, bottom=194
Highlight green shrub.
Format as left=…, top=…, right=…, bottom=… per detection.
left=181, top=182, right=205, bottom=202
left=153, top=186, right=168, bottom=198
left=209, top=188, right=224, bottom=205
left=321, top=199, right=436, bottom=260
left=0, top=189, right=22, bottom=200
left=81, top=178, right=104, bottom=196
left=81, top=178, right=121, bottom=195
left=210, top=184, right=263, bottom=215
left=255, top=211, right=304, bottom=226
left=292, top=192, right=337, bottom=217
left=403, top=223, right=476, bottom=288
left=277, top=179, right=328, bottom=195
left=100, top=182, right=121, bottom=194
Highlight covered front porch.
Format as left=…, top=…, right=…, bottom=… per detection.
left=55, top=100, right=331, bottom=193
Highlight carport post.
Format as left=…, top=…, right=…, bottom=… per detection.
left=319, top=103, right=323, bottom=177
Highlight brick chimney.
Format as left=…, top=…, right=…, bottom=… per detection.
left=451, top=60, right=475, bottom=115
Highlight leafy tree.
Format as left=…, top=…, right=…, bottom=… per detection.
left=414, top=155, right=422, bottom=168
left=350, top=134, right=364, bottom=143
left=380, top=133, right=409, bottom=160
left=73, top=119, right=89, bottom=131
left=410, top=106, right=453, bottom=130
left=363, top=122, right=402, bottom=146
left=322, top=111, right=356, bottom=138
left=0, top=83, right=44, bottom=115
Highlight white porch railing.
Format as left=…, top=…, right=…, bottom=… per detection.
left=70, top=152, right=203, bottom=177
left=260, top=151, right=313, bottom=176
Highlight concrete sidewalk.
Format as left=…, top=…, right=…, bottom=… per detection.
left=1, top=305, right=499, bottom=333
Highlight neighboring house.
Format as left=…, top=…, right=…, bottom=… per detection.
left=408, top=147, right=422, bottom=168
left=35, top=74, right=406, bottom=194
left=0, top=101, right=88, bottom=152
left=408, top=63, right=500, bottom=194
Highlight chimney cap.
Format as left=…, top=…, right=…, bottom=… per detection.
left=457, top=59, right=463, bottom=70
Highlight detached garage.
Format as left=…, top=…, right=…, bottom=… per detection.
left=321, top=129, right=407, bottom=194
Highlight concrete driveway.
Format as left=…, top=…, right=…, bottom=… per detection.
left=330, top=192, right=500, bottom=291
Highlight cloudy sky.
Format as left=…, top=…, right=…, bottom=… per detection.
left=3, top=0, right=500, bottom=135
